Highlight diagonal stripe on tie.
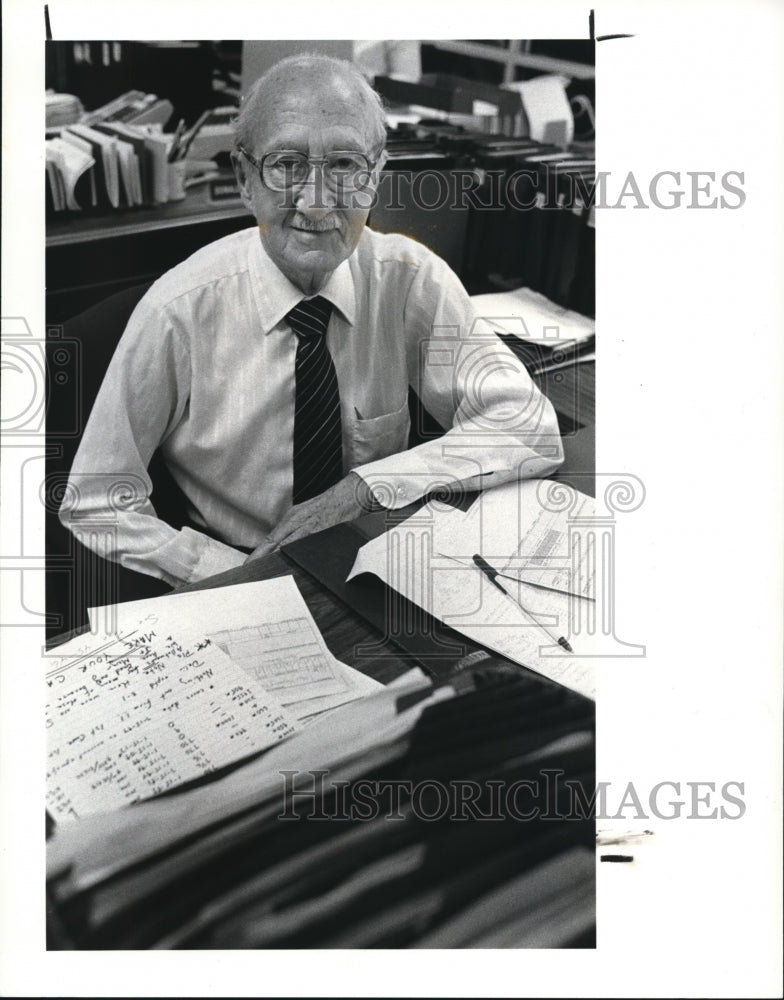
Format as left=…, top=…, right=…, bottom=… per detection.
left=287, top=296, right=343, bottom=504
left=294, top=440, right=344, bottom=500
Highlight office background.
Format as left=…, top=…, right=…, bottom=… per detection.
left=45, top=39, right=595, bottom=322
left=10, top=6, right=778, bottom=988
left=44, top=38, right=596, bottom=640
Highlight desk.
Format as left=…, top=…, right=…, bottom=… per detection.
left=46, top=187, right=250, bottom=247
left=174, top=414, right=594, bottom=688
left=47, top=456, right=596, bottom=949
left=534, top=361, right=595, bottom=432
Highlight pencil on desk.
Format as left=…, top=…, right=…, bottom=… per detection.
left=472, top=553, right=573, bottom=652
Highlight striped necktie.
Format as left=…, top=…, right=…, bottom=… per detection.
left=287, top=296, right=343, bottom=504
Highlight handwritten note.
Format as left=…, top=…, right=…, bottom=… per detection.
left=89, top=577, right=382, bottom=722
left=46, top=618, right=298, bottom=822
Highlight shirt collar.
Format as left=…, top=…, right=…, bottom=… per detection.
left=248, top=228, right=357, bottom=334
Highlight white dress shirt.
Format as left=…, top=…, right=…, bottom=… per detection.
left=60, top=226, right=564, bottom=586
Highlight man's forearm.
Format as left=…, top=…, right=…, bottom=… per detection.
left=59, top=478, right=246, bottom=586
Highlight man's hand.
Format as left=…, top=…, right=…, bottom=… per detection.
left=245, top=472, right=378, bottom=563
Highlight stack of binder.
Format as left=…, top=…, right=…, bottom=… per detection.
left=463, top=136, right=559, bottom=283
left=45, top=119, right=171, bottom=212
left=516, top=154, right=595, bottom=316
left=454, top=135, right=595, bottom=315
left=45, top=90, right=178, bottom=213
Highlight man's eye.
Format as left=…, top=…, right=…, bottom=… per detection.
left=329, top=155, right=363, bottom=172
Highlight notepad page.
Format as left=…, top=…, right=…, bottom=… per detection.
left=45, top=618, right=298, bottom=823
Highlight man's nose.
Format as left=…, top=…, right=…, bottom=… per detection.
left=293, top=162, right=338, bottom=213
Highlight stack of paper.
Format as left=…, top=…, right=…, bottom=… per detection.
left=45, top=92, right=84, bottom=128
left=470, top=287, right=595, bottom=376
left=88, top=578, right=383, bottom=723
left=47, top=663, right=595, bottom=949
left=47, top=576, right=383, bottom=823
left=45, top=568, right=596, bottom=949
left=46, top=622, right=297, bottom=822
left=471, top=285, right=594, bottom=344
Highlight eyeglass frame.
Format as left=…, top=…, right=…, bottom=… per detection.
left=237, top=145, right=382, bottom=193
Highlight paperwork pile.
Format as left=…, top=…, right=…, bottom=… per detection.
left=47, top=664, right=595, bottom=948
left=46, top=577, right=381, bottom=822
left=46, top=571, right=596, bottom=948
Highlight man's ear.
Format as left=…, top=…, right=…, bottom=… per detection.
left=375, top=149, right=389, bottom=177
left=232, top=151, right=254, bottom=212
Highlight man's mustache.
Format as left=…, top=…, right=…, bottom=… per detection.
left=290, top=212, right=342, bottom=232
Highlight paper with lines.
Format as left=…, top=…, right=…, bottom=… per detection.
left=89, top=577, right=382, bottom=722
left=349, top=480, right=596, bottom=700
left=45, top=618, right=297, bottom=823
left=445, top=479, right=595, bottom=600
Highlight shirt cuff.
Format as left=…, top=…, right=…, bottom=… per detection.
left=352, top=437, right=563, bottom=511
left=186, top=529, right=248, bottom=583
left=353, top=449, right=490, bottom=510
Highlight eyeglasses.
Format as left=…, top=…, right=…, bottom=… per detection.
left=239, top=146, right=378, bottom=192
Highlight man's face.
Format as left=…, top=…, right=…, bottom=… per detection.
left=236, top=74, right=382, bottom=295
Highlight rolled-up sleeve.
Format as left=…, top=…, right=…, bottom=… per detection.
left=58, top=298, right=246, bottom=587
left=353, top=254, right=564, bottom=509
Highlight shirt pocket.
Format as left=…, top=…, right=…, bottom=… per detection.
left=348, top=400, right=411, bottom=467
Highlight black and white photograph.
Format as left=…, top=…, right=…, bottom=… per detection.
left=1, top=1, right=782, bottom=996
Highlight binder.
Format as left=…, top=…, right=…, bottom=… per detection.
left=45, top=138, right=95, bottom=210
left=557, top=180, right=595, bottom=313
left=58, top=130, right=96, bottom=207
left=541, top=162, right=595, bottom=307
left=93, top=122, right=154, bottom=205
left=64, top=124, right=121, bottom=209
left=464, top=138, right=553, bottom=282
left=571, top=203, right=596, bottom=317
left=513, top=151, right=587, bottom=293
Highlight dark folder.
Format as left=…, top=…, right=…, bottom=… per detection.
left=282, top=521, right=470, bottom=679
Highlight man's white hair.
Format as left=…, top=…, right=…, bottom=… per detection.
left=233, top=53, right=388, bottom=156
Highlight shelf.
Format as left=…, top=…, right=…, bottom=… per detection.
left=423, top=40, right=595, bottom=81
left=46, top=194, right=252, bottom=247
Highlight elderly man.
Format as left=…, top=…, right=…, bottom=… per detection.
left=60, top=55, right=563, bottom=587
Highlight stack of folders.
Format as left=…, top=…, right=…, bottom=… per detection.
left=46, top=120, right=170, bottom=212
left=47, top=663, right=595, bottom=949
left=518, top=155, right=595, bottom=317
left=463, top=138, right=595, bottom=317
